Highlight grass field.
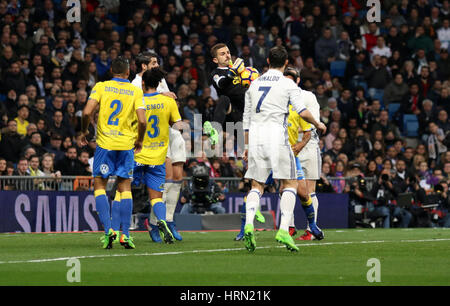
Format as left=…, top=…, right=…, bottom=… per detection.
left=0, top=228, right=449, bottom=286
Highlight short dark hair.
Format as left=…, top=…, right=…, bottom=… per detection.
left=29, top=154, right=39, bottom=161
left=268, top=46, right=288, bottom=68
left=143, top=67, right=166, bottom=90
left=210, top=43, right=227, bottom=58
left=135, top=52, right=158, bottom=73
left=111, top=56, right=130, bottom=75
left=284, top=66, right=300, bottom=80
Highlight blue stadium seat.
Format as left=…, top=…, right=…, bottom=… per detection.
left=403, top=114, right=419, bottom=137
left=330, top=61, right=347, bottom=77
left=388, top=103, right=401, bottom=120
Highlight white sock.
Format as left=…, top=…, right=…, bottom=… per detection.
left=306, top=193, right=319, bottom=231
left=289, top=214, right=295, bottom=228
left=166, top=181, right=182, bottom=222
left=149, top=209, right=158, bottom=226
left=245, top=189, right=261, bottom=226
left=279, top=188, right=297, bottom=232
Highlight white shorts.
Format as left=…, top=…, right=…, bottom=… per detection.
left=298, top=144, right=321, bottom=180
left=245, top=144, right=296, bottom=183
left=167, top=128, right=186, bottom=163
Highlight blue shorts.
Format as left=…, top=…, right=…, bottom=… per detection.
left=93, top=146, right=134, bottom=179
left=132, top=162, right=166, bottom=192
left=295, top=156, right=305, bottom=180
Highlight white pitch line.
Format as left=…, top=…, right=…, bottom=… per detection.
left=0, top=238, right=449, bottom=265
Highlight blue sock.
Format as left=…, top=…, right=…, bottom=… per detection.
left=94, top=190, right=111, bottom=234
left=301, top=196, right=317, bottom=229
left=151, top=198, right=166, bottom=221
left=120, top=191, right=133, bottom=237
left=111, top=191, right=121, bottom=231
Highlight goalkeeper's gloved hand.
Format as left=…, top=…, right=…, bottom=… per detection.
left=227, top=58, right=245, bottom=78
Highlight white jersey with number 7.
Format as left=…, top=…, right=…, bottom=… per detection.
left=243, top=69, right=307, bottom=146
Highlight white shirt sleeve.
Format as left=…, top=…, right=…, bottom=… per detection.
left=243, top=88, right=252, bottom=131
left=287, top=81, right=306, bottom=114
left=157, top=78, right=170, bottom=93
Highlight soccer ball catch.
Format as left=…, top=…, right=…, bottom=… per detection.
left=240, top=67, right=259, bottom=87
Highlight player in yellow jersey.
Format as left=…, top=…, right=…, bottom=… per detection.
left=284, top=67, right=324, bottom=240
left=77, top=57, right=147, bottom=249
left=132, top=67, right=183, bottom=244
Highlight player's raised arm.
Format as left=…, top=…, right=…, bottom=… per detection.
left=289, top=87, right=326, bottom=135
left=243, top=88, right=252, bottom=161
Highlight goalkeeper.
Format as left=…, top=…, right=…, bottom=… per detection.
left=204, top=43, right=248, bottom=145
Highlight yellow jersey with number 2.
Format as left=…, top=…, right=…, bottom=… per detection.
left=88, top=77, right=145, bottom=151
left=134, top=92, right=181, bottom=166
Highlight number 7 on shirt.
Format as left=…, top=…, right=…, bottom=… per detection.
left=256, top=86, right=271, bottom=113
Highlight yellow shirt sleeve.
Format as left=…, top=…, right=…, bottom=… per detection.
left=299, top=117, right=312, bottom=132
left=88, top=82, right=103, bottom=102
left=134, top=87, right=145, bottom=111
left=170, top=99, right=182, bottom=124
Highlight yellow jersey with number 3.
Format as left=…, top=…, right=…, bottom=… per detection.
left=287, top=104, right=312, bottom=147
left=134, top=92, right=181, bottom=165
left=89, top=78, right=145, bottom=151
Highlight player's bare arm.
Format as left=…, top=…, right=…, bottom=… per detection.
left=134, top=108, right=147, bottom=154
left=292, top=130, right=311, bottom=156
left=299, top=109, right=327, bottom=135
left=78, top=98, right=98, bottom=147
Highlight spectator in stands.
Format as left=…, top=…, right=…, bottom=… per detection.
left=315, top=27, right=337, bottom=70
left=0, top=157, right=7, bottom=176
left=27, top=154, right=44, bottom=177
left=383, top=73, right=409, bottom=106
left=13, top=157, right=29, bottom=176
left=324, top=121, right=339, bottom=150
left=427, top=121, right=448, bottom=165
left=41, top=153, right=61, bottom=178
left=0, top=120, right=22, bottom=164
left=364, top=54, right=391, bottom=103
left=28, top=131, right=47, bottom=157
left=48, top=110, right=74, bottom=139
left=55, top=146, right=83, bottom=176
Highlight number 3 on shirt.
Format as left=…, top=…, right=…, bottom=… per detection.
left=107, top=99, right=122, bottom=126
left=147, top=115, right=160, bottom=138
left=256, top=86, right=271, bottom=113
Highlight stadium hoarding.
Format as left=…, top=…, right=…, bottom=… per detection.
left=0, top=192, right=348, bottom=233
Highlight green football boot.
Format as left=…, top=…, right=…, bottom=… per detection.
left=157, top=220, right=174, bottom=244
left=275, top=229, right=299, bottom=252
left=113, top=230, right=120, bottom=244
left=101, top=228, right=117, bottom=249
left=243, top=224, right=256, bottom=252
left=119, top=234, right=136, bottom=249
left=203, top=121, right=219, bottom=146
left=255, top=210, right=265, bottom=223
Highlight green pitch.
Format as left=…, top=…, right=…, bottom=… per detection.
left=0, top=228, right=449, bottom=286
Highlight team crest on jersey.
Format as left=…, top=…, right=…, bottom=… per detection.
left=100, top=164, right=109, bottom=175
left=128, top=169, right=133, bottom=176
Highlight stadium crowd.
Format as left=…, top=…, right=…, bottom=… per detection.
left=0, top=0, right=449, bottom=227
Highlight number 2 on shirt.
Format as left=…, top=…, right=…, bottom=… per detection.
left=107, top=99, right=122, bottom=126
left=256, top=86, right=271, bottom=113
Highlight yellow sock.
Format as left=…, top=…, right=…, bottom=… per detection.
left=301, top=196, right=312, bottom=207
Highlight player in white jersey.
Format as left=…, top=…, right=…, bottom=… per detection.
left=283, top=67, right=324, bottom=241
left=242, top=46, right=326, bottom=252
left=295, top=74, right=324, bottom=241
left=131, top=52, right=186, bottom=242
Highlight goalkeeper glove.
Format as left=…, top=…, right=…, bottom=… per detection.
left=227, top=58, right=245, bottom=78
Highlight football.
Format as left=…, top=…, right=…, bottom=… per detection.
left=239, top=67, right=259, bottom=87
